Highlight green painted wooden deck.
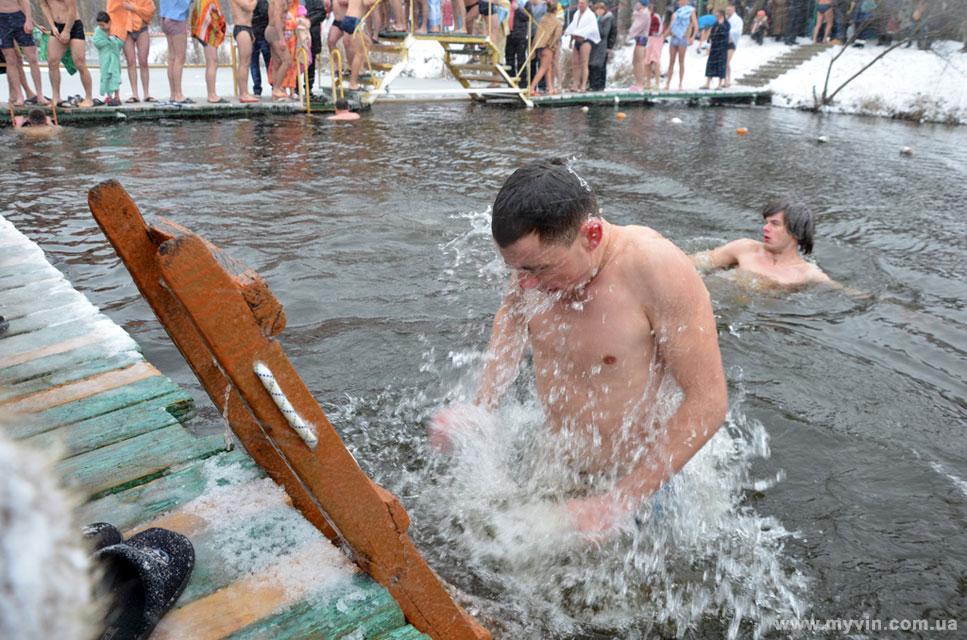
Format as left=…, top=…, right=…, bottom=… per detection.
left=527, top=87, right=772, bottom=107
left=0, top=95, right=367, bottom=126
left=0, top=215, right=428, bottom=640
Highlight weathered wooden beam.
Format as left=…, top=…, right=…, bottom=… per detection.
left=88, top=180, right=339, bottom=544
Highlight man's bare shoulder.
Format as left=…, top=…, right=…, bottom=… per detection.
left=726, top=237, right=763, bottom=255
left=615, top=224, right=702, bottom=294
left=802, top=261, right=831, bottom=284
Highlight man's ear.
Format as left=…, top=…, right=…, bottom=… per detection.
left=583, top=218, right=603, bottom=250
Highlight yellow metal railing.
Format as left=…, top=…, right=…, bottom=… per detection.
left=329, top=47, right=345, bottom=101
left=297, top=46, right=312, bottom=113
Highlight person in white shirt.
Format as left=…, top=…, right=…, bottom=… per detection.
left=725, top=3, right=743, bottom=87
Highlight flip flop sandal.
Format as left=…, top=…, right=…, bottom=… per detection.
left=94, top=528, right=195, bottom=640
left=83, top=522, right=122, bottom=551
left=125, top=97, right=140, bottom=103
left=143, top=96, right=157, bottom=102
left=92, top=98, right=105, bottom=106
left=207, top=97, right=229, bottom=104
left=56, top=100, right=74, bottom=109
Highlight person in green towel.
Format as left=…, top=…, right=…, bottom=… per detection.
left=93, top=12, right=123, bottom=106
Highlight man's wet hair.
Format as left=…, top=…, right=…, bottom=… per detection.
left=492, top=158, right=598, bottom=248
left=27, top=109, right=46, bottom=126
left=762, top=200, right=815, bottom=255
left=96, top=10, right=110, bottom=22
left=335, top=98, right=349, bottom=111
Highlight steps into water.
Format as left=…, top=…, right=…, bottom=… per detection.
left=737, top=42, right=833, bottom=88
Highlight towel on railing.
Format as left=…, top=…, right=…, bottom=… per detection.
left=106, top=0, right=156, bottom=40
left=190, top=0, right=227, bottom=47
left=564, top=7, right=600, bottom=45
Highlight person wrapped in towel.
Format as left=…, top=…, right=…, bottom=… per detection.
left=190, top=0, right=228, bottom=102
left=563, top=0, right=600, bottom=92
left=93, top=11, right=124, bottom=105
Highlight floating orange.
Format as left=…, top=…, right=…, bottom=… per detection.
left=736, top=127, right=748, bottom=135
left=616, top=112, right=626, bottom=121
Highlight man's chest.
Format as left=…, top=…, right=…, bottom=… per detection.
left=738, top=254, right=806, bottom=285
left=526, top=290, right=655, bottom=375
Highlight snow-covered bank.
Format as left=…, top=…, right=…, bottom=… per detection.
left=770, top=39, right=967, bottom=124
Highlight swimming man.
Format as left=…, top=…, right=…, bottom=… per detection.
left=13, top=107, right=59, bottom=136
left=431, top=159, right=728, bottom=534
left=692, top=201, right=830, bottom=287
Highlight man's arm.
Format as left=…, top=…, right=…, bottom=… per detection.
left=568, top=242, right=727, bottom=533
left=474, top=283, right=528, bottom=411
left=19, top=0, right=35, bottom=32
left=690, top=238, right=754, bottom=272
left=429, top=282, right=528, bottom=452
left=616, top=245, right=727, bottom=498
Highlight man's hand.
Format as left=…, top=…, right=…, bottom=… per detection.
left=24, top=17, right=33, bottom=33
left=566, top=494, right=631, bottom=537
left=428, top=402, right=497, bottom=453
left=57, top=30, right=69, bottom=44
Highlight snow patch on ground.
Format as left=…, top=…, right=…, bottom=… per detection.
left=770, top=39, right=967, bottom=124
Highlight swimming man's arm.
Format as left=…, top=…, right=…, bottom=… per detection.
left=621, top=244, right=727, bottom=498
left=568, top=243, right=728, bottom=533
left=474, top=283, right=528, bottom=411
left=690, top=238, right=753, bottom=272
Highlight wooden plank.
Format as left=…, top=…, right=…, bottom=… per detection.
left=22, top=394, right=185, bottom=456
left=75, top=448, right=256, bottom=531
left=0, top=316, right=132, bottom=363
left=2, top=300, right=101, bottom=336
left=0, top=351, right=145, bottom=403
left=0, top=266, right=61, bottom=291
left=153, top=546, right=400, bottom=640
left=15, top=374, right=187, bottom=435
left=226, top=578, right=407, bottom=640
left=377, top=626, right=433, bottom=640
left=0, top=288, right=89, bottom=323
left=0, top=333, right=139, bottom=381
left=54, top=423, right=226, bottom=498
left=1, top=361, right=161, bottom=414
left=88, top=180, right=340, bottom=544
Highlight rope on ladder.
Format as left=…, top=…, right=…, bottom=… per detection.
left=254, top=361, right=319, bottom=449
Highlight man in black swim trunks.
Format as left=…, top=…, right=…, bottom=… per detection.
left=38, top=0, right=93, bottom=107
left=231, top=0, right=260, bottom=102
left=0, top=0, right=49, bottom=107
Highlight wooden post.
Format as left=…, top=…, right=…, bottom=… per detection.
left=88, top=181, right=491, bottom=640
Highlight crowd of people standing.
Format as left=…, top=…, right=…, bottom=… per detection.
left=3, top=0, right=966, bottom=108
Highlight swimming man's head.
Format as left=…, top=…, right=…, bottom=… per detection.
left=761, top=200, right=815, bottom=255
left=27, top=109, right=47, bottom=126
left=492, top=158, right=598, bottom=249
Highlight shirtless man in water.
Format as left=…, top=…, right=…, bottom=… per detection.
left=230, top=0, right=259, bottom=102
left=431, top=159, right=728, bottom=534
left=38, top=0, right=93, bottom=107
left=692, top=201, right=830, bottom=287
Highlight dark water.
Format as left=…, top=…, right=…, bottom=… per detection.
left=3, top=103, right=966, bottom=638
